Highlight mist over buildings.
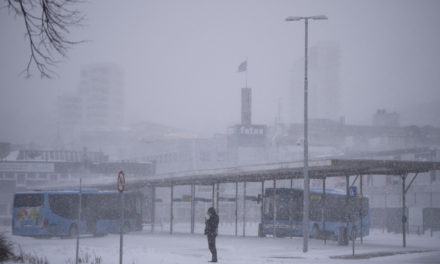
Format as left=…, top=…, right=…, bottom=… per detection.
left=1, top=0, right=440, bottom=157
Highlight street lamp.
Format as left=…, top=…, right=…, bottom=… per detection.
left=286, top=15, right=328, bottom=253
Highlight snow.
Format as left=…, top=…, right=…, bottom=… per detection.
left=2, top=227, right=440, bottom=264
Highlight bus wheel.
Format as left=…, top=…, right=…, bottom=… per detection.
left=69, top=224, right=78, bottom=238
left=311, top=225, right=319, bottom=239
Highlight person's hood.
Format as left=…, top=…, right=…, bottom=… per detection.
left=208, top=207, right=217, bottom=216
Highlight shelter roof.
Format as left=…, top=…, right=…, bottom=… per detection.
left=39, top=158, right=440, bottom=190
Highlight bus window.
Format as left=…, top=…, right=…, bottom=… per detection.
left=48, top=194, right=79, bottom=220
left=14, top=194, right=43, bottom=208
left=263, top=195, right=273, bottom=219
left=277, top=194, right=290, bottom=220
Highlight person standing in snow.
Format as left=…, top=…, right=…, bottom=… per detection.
left=204, top=207, right=219, bottom=262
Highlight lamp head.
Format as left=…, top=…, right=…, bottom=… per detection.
left=285, top=16, right=303, bottom=21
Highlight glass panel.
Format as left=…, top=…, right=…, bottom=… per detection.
left=14, top=194, right=44, bottom=207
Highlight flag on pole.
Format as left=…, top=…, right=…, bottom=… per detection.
left=238, top=60, right=247, bottom=72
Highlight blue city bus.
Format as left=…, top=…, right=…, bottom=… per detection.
left=260, top=188, right=369, bottom=241
left=12, top=189, right=143, bottom=238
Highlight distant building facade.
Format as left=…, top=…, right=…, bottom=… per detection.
left=78, top=64, right=124, bottom=131
left=373, top=109, right=400, bottom=127
left=57, top=64, right=124, bottom=150
left=0, top=146, right=155, bottom=225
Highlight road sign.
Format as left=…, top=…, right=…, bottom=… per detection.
left=117, top=171, right=125, bottom=193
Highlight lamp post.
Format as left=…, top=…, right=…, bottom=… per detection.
left=286, top=15, right=327, bottom=253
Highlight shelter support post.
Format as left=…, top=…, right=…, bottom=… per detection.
left=191, top=184, right=195, bottom=234
left=235, top=182, right=238, bottom=236
left=360, top=175, right=363, bottom=244
left=170, top=185, right=174, bottom=234
left=243, top=181, right=247, bottom=237
left=401, top=172, right=418, bottom=247
left=273, top=179, right=277, bottom=238
left=151, top=186, right=156, bottom=233
left=402, top=173, right=407, bottom=248
left=216, top=183, right=220, bottom=214
left=290, top=178, right=293, bottom=239
left=260, top=181, right=264, bottom=237
left=212, top=184, right=215, bottom=208
left=322, top=176, right=326, bottom=244
left=345, top=175, right=350, bottom=241
left=431, top=192, right=433, bottom=237
left=384, top=192, right=387, bottom=233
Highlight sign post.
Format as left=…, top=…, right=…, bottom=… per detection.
left=117, top=171, right=125, bottom=264
left=75, top=178, right=82, bottom=264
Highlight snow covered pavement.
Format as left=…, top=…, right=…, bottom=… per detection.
left=3, top=228, right=440, bottom=264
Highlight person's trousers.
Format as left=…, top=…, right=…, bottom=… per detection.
left=207, top=234, right=217, bottom=261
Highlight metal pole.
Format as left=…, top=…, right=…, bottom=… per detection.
left=235, top=182, right=238, bottom=236
left=216, top=183, right=220, bottom=215
left=151, top=186, right=156, bottom=233
left=290, top=178, right=293, bottom=239
left=402, top=174, right=407, bottom=247
left=212, top=184, right=215, bottom=208
left=170, top=185, right=174, bottom=234
left=302, top=18, right=310, bottom=253
left=323, top=177, right=326, bottom=244
left=191, top=184, right=195, bottom=234
left=119, top=192, right=124, bottom=264
left=431, top=192, right=433, bottom=237
left=360, top=175, right=363, bottom=244
left=384, top=192, right=387, bottom=233
left=352, top=224, right=355, bottom=256
left=273, top=179, right=277, bottom=238
left=243, top=181, right=247, bottom=237
left=260, top=181, right=264, bottom=237
left=346, top=175, right=350, bottom=237
left=75, top=178, right=82, bottom=264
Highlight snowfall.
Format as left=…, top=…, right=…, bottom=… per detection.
left=2, top=224, right=440, bottom=264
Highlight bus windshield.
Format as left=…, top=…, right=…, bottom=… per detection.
left=14, top=194, right=44, bottom=208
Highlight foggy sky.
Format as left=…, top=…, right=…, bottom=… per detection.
left=1, top=0, right=440, bottom=145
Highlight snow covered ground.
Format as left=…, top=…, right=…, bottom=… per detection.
left=2, top=226, right=440, bottom=264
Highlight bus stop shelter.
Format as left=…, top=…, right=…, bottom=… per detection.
left=44, top=158, right=440, bottom=249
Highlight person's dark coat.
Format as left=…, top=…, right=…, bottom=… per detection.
left=205, top=207, right=219, bottom=262
left=204, top=207, right=219, bottom=236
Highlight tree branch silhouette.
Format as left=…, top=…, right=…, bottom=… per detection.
left=5, top=0, right=84, bottom=78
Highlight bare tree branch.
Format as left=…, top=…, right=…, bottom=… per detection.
left=5, top=0, right=84, bottom=78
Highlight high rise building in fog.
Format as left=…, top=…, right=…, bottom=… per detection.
left=290, top=42, right=341, bottom=122
left=308, top=43, right=340, bottom=120
left=58, top=64, right=124, bottom=134
left=78, top=64, right=124, bottom=131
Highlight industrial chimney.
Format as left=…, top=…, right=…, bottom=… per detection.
left=241, top=87, right=252, bottom=125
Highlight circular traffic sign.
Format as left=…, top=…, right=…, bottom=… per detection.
left=117, top=170, right=125, bottom=193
